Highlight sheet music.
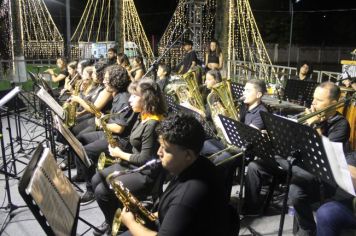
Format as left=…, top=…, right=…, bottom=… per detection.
left=53, top=115, right=92, bottom=168
left=26, top=148, right=80, bottom=236
left=37, top=87, right=65, bottom=120
left=0, top=86, right=21, bottom=107
left=322, top=136, right=356, bottom=196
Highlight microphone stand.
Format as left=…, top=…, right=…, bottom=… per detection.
left=142, top=27, right=188, bottom=80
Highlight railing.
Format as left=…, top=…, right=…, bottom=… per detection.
left=227, top=60, right=342, bottom=85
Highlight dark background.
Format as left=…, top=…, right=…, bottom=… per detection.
left=44, top=0, right=356, bottom=47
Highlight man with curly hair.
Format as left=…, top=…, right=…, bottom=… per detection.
left=119, top=113, right=236, bottom=236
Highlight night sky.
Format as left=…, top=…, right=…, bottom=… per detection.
left=45, top=0, right=356, bottom=47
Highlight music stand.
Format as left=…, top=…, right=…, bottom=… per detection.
left=18, top=145, right=102, bottom=236
left=230, top=82, right=245, bottom=102
left=260, top=111, right=341, bottom=236
left=218, top=114, right=273, bottom=209
left=283, top=79, right=318, bottom=107
left=164, top=94, right=180, bottom=114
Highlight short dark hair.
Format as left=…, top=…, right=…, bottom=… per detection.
left=156, top=113, right=205, bottom=154
left=67, top=61, right=78, bottom=70
left=106, top=65, right=131, bottom=93
left=246, top=79, right=267, bottom=94
left=183, top=39, right=193, bottom=46
left=206, top=69, right=222, bottom=83
left=128, top=79, right=167, bottom=115
left=94, top=61, right=108, bottom=82
left=108, top=47, right=117, bottom=54
left=117, top=53, right=130, bottom=66
left=158, top=63, right=171, bottom=77
left=317, top=81, right=340, bottom=101
left=57, top=57, right=67, bottom=65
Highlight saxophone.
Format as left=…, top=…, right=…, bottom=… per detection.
left=63, top=80, right=81, bottom=128
left=97, top=106, right=130, bottom=171
left=107, top=171, right=158, bottom=236
left=82, top=99, right=103, bottom=119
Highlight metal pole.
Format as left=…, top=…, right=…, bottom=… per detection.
left=287, top=0, right=293, bottom=67
left=66, top=0, right=71, bottom=59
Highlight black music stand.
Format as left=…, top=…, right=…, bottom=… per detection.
left=260, top=111, right=341, bottom=236
left=164, top=94, right=180, bottom=114
left=18, top=145, right=103, bottom=236
left=230, top=82, right=245, bottom=102
left=217, top=115, right=273, bottom=212
left=283, top=79, right=318, bottom=107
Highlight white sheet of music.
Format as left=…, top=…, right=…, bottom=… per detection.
left=322, top=136, right=355, bottom=196
left=0, top=86, right=21, bottom=107
left=36, top=87, right=65, bottom=120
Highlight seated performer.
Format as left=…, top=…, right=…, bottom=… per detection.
left=243, top=82, right=350, bottom=236
left=91, top=79, right=166, bottom=235
left=70, top=62, right=113, bottom=137
left=293, top=61, right=313, bottom=81
left=156, top=63, right=171, bottom=93
left=316, top=152, right=356, bottom=236
left=45, top=57, right=69, bottom=89
left=120, top=113, right=232, bottom=236
left=128, top=56, right=146, bottom=81
left=75, top=65, right=138, bottom=204
left=201, top=72, right=268, bottom=164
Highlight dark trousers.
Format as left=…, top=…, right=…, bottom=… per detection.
left=75, top=131, right=108, bottom=190
left=72, top=117, right=96, bottom=137
left=92, top=163, right=152, bottom=226
left=316, top=201, right=356, bottom=236
left=245, top=157, right=330, bottom=231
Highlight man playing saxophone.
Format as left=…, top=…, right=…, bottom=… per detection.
left=119, top=114, right=234, bottom=236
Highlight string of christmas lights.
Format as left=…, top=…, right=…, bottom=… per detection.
left=228, top=0, right=276, bottom=83
left=158, top=0, right=216, bottom=67
left=71, top=0, right=154, bottom=66
left=19, top=0, right=64, bottom=59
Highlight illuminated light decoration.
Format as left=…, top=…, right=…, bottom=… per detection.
left=158, top=0, right=216, bottom=67
left=228, top=0, right=276, bottom=83
left=0, top=0, right=14, bottom=73
left=122, top=0, right=154, bottom=65
left=19, top=0, right=64, bottom=59
left=71, top=0, right=154, bottom=65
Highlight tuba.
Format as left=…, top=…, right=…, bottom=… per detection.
left=97, top=106, right=131, bottom=171
left=206, top=80, right=239, bottom=144
left=170, top=70, right=205, bottom=112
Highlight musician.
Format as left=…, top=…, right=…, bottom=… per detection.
left=243, top=82, right=350, bottom=236
left=316, top=151, right=356, bottom=236
left=91, top=79, right=166, bottom=235
left=120, top=113, right=232, bottom=236
left=60, top=61, right=81, bottom=101
left=293, top=61, right=313, bottom=81
left=176, top=39, right=198, bottom=74
left=157, top=63, right=171, bottom=92
left=201, top=75, right=268, bottom=164
left=70, top=62, right=113, bottom=137
left=107, top=47, right=118, bottom=65
left=128, top=56, right=146, bottom=81
left=76, top=65, right=137, bottom=204
left=204, top=39, right=223, bottom=71
left=46, top=57, right=69, bottom=89
left=117, top=53, right=131, bottom=72
left=77, top=59, right=94, bottom=77
left=342, top=78, right=356, bottom=90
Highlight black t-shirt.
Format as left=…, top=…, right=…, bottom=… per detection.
left=239, top=102, right=268, bottom=130
left=180, top=51, right=198, bottom=74
left=157, top=77, right=170, bottom=92
left=157, top=157, right=230, bottom=236
left=319, top=112, right=350, bottom=152
left=58, top=69, right=69, bottom=88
